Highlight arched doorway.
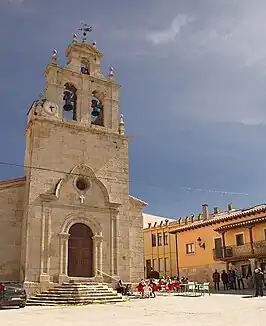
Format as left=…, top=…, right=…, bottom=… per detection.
left=68, top=223, right=93, bottom=277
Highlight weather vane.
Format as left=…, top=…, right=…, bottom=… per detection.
left=79, top=21, right=92, bottom=42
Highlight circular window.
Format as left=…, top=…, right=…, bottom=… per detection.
left=75, top=177, right=89, bottom=191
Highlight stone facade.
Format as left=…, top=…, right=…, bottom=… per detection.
left=0, top=38, right=146, bottom=291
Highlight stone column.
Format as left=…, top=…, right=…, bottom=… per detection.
left=80, top=79, right=90, bottom=124
left=93, top=236, right=98, bottom=276
left=40, top=206, right=51, bottom=283
left=110, top=208, right=119, bottom=276
left=110, top=216, right=114, bottom=275
left=76, top=89, right=82, bottom=122
left=59, top=233, right=70, bottom=284
left=93, top=234, right=103, bottom=281
left=98, top=236, right=103, bottom=277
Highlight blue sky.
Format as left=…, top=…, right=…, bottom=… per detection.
left=1, top=0, right=266, bottom=218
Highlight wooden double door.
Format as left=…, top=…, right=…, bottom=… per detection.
left=68, top=223, right=94, bottom=277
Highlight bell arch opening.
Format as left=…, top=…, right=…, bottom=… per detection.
left=80, top=58, right=90, bottom=75
left=90, top=90, right=104, bottom=126
left=63, top=83, right=77, bottom=121
left=68, top=223, right=93, bottom=277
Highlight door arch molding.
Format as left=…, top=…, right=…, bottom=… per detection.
left=68, top=223, right=93, bottom=277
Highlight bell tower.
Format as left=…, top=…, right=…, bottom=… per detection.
left=28, top=30, right=121, bottom=132
left=21, top=27, right=146, bottom=286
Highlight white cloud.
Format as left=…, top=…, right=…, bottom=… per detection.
left=8, top=0, right=24, bottom=3
left=240, top=119, right=266, bottom=126
left=146, top=14, right=194, bottom=45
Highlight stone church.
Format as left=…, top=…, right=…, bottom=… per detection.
left=0, top=34, right=146, bottom=291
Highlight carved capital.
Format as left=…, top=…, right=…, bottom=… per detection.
left=93, top=234, right=103, bottom=242
left=59, top=233, right=70, bottom=240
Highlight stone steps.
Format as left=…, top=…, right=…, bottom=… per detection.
left=27, top=282, right=126, bottom=306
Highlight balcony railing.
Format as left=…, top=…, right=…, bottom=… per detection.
left=213, top=240, right=266, bottom=260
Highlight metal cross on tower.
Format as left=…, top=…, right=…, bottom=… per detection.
left=78, top=22, right=92, bottom=42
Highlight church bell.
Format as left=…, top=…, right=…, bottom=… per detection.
left=63, top=102, right=73, bottom=112
left=91, top=108, right=100, bottom=116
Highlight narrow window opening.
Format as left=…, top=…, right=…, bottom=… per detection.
left=63, top=83, right=77, bottom=121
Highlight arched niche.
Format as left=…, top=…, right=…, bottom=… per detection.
left=80, top=58, right=90, bottom=75
left=55, top=163, right=110, bottom=206
left=90, top=90, right=104, bottom=126
left=63, top=83, right=77, bottom=121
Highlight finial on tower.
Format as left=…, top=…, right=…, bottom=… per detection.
left=37, top=93, right=44, bottom=105
left=51, top=49, right=57, bottom=65
left=72, top=33, right=78, bottom=44
left=92, top=41, right=97, bottom=48
left=119, top=113, right=125, bottom=135
left=109, top=66, right=114, bottom=80
left=78, top=22, right=92, bottom=42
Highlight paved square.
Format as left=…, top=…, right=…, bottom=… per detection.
left=1, top=294, right=265, bottom=326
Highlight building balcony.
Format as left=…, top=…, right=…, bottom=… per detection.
left=213, top=240, right=266, bottom=261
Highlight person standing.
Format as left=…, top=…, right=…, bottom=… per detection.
left=235, top=268, right=245, bottom=290
left=212, top=269, right=220, bottom=291
left=221, top=270, right=229, bottom=290
left=254, top=268, right=264, bottom=297
left=228, top=269, right=237, bottom=290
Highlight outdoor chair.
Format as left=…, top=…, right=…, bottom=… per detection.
left=142, top=285, right=152, bottom=298
left=198, top=282, right=210, bottom=296
left=186, top=282, right=197, bottom=296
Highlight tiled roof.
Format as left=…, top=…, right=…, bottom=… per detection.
left=214, top=215, right=266, bottom=232
left=0, top=177, right=26, bottom=186
left=169, top=204, right=266, bottom=233
left=143, top=213, right=175, bottom=229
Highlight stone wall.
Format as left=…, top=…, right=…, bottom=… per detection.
left=179, top=261, right=226, bottom=284
left=22, top=118, right=140, bottom=283
left=128, top=197, right=146, bottom=282
left=0, top=180, right=24, bottom=280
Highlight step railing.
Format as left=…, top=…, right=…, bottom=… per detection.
left=97, top=269, right=120, bottom=283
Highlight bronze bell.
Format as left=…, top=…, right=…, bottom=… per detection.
left=63, top=102, right=73, bottom=112
left=91, top=108, right=100, bottom=116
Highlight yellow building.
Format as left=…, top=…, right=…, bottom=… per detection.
left=143, top=213, right=180, bottom=278
left=144, top=203, right=266, bottom=281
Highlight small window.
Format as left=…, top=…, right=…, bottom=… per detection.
left=235, top=233, right=244, bottom=246
left=185, top=243, right=195, bottom=254
left=163, top=232, right=168, bottom=245
left=151, top=234, right=156, bottom=247
left=264, top=229, right=266, bottom=240
left=157, top=233, right=162, bottom=246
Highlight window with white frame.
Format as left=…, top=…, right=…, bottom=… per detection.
left=185, top=242, right=195, bottom=254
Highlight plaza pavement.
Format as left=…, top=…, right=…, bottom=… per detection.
left=0, top=294, right=265, bottom=326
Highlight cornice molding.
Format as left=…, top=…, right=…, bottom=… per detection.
left=27, top=116, right=129, bottom=141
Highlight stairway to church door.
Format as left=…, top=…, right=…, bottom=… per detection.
left=68, top=223, right=93, bottom=277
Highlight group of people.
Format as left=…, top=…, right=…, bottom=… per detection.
left=116, top=277, right=191, bottom=298
left=212, top=267, right=265, bottom=297
left=212, top=268, right=245, bottom=291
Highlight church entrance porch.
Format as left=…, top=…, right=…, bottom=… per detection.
left=58, top=215, right=104, bottom=284
left=68, top=223, right=93, bottom=277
